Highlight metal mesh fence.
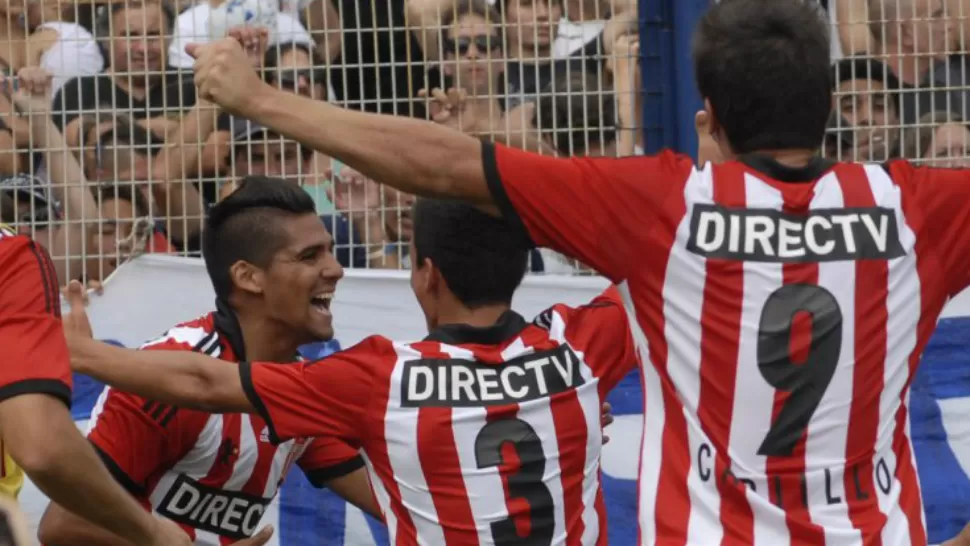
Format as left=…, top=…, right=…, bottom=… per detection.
left=0, top=0, right=641, bottom=284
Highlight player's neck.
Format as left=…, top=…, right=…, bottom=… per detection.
left=745, top=148, right=818, bottom=168
left=436, top=303, right=512, bottom=330
left=235, top=313, right=303, bottom=362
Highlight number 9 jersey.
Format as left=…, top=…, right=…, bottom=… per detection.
left=481, top=141, right=970, bottom=546
left=239, top=287, right=638, bottom=545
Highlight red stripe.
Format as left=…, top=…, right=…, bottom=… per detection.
left=550, top=388, right=589, bottom=545
left=767, top=179, right=826, bottom=546
left=644, top=169, right=692, bottom=545
left=415, top=342, right=477, bottom=545
left=836, top=164, right=889, bottom=544
left=697, top=162, right=754, bottom=545
left=239, top=416, right=277, bottom=499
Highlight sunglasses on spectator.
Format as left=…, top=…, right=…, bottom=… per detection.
left=443, top=35, right=501, bottom=56
left=267, top=68, right=328, bottom=87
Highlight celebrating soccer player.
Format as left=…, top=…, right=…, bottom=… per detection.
left=64, top=198, right=636, bottom=544
left=176, top=0, right=970, bottom=543
left=39, top=176, right=377, bottom=546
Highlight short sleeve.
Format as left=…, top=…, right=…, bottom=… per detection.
left=86, top=388, right=200, bottom=496
left=891, top=161, right=970, bottom=295
left=482, top=141, right=695, bottom=283
left=0, top=236, right=72, bottom=406
left=239, top=336, right=387, bottom=444
left=297, top=438, right=365, bottom=488
left=539, top=286, right=638, bottom=396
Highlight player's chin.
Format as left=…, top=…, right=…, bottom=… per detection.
left=306, top=307, right=335, bottom=340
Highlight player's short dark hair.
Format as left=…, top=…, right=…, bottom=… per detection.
left=412, top=198, right=528, bottom=309
left=203, top=176, right=317, bottom=301
left=692, top=0, right=832, bottom=153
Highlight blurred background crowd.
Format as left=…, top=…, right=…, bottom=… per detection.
left=0, top=0, right=963, bottom=286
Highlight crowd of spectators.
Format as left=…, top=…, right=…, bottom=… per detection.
left=0, top=0, right=966, bottom=286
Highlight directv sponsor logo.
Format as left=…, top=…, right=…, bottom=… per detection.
left=157, top=475, right=271, bottom=539
left=401, top=345, right=585, bottom=407
left=686, top=204, right=906, bottom=262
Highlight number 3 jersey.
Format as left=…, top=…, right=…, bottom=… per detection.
left=86, top=310, right=365, bottom=545
left=481, top=143, right=970, bottom=546
left=239, top=287, right=638, bottom=545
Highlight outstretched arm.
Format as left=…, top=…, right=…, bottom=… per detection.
left=68, top=334, right=251, bottom=414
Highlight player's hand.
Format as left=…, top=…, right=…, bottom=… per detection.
left=601, top=402, right=614, bottom=445
left=3, top=66, right=54, bottom=116
left=61, top=280, right=94, bottom=340
left=327, top=166, right=382, bottom=214
left=147, top=518, right=193, bottom=546
left=942, top=523, right=970, bottom=546
left=417, top=87, right=468, bottom=130
left=230, top=525, right=274, bottom=545
left=187, top=31, right=270, bottom=116
left=607, top=34, right=639, bottom=74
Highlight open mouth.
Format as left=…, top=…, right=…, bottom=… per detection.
left=310, top=292, right=334, bottom=316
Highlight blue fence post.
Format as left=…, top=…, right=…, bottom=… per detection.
left=671, top=0, right=708, bottom=158
left=638, top=0, right=708, bottom=157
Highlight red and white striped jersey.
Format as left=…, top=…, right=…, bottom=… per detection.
left=239, top=288, right=638, bottom=545
left=87, top=311, right=364, bottom=545
left=483, top=145, right=970, bottom=546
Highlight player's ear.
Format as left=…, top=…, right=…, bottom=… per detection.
left=229, top=260, right=265, bottom=296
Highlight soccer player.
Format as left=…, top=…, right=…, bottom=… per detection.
left=0, top=86, right=239, bottom=546
left=182, top=1, right=970, bottom=543
left=64, top=198, right=637, bottom=545
left=39, top=176, right=377, bottom=546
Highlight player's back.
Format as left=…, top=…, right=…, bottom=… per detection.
left=621, top=155, right=970, bottom=545
left=358, top=296, right=635, bottom=545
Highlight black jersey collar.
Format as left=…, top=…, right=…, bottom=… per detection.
left=213, top=298, right=248, bottom=361
left=738, top=153, right=836, bottom=183
left=424, top=310, right=529, bottom=345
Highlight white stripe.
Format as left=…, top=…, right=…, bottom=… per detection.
left=867, top=163, right=921, bottom=546
left=140, top=324, right=210, bottom=349
left=386, top=343, right=446, bottom=545
left=548, top=311, right=603, bottom=546
left=442, top=343, right=504, bottom=546
left=730, top=174, right=789, bottom=546
left=85, top=386, right=112, bottom=434
left=517, top=395, right=568, bottom=543
left=802, top=171, right=860, bottom=545
left=361, top=452, right=397, bottom=540
left=662, top=166, right=724, bottom=544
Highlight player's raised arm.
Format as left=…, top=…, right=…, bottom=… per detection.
left=185, top=32, right=694, bottom=280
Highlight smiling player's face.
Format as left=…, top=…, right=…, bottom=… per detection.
left=261, top=213, right=344, bottom=344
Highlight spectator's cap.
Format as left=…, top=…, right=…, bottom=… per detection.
left=0, top=174, right=54, bottom=210
left=228, top=116, right=273, bottom=141
left=831, top=57, right=902, bottom=90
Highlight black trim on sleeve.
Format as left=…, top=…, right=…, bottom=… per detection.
left=0, top=379, right=71, bottom=408
left=238, top=362, right=283, bottom=444
left=90, top=442, right=147, bottom=497
left=480, top=140, right=536, bottom=249
left=303, top=455, right=366, bottom=488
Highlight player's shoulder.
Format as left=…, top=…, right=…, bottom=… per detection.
left=0, top=230, right=36, bottom=262
left=532, top=286, right=623, bottom=330
left=140, top=312, right=221, bottom=354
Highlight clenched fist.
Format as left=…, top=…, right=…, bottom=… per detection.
left=186, top=27, right=271, bottom=116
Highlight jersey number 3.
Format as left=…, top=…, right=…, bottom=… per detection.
left=757, top=283, right=842, bottom=457
left=475, top=418, right=555, bottom=545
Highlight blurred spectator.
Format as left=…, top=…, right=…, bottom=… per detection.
left=83, top=183, right=168, bottom=282
left=824, top=111, right=857, bottom=159
left=869, top=0, right=954, bottom=86
left=439, top=0, right=504, bottom=103
left=51, top=0, right=196, bottom=137
left=534, top=71, right=617, bottom=156
left=75, top=114, right=164, bottom=183
left=606, top=32, right=641, bottom=154
left=890, top=109, right=970, bottom=165
left=264, top=42, right=329, bottom=100
left=831, top=57, right=900, bottom=161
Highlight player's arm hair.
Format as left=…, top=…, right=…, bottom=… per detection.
left=245, top=89, right=500, bottom=215
left=70, top=336, right=253, bottom=413
left=325, top=468, right=382, bottom=519
left=39, top=502, right=138, bottom=546
left=0, top=394, right=158, bottom=545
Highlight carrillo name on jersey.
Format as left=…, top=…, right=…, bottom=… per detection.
left=687, top=204, right=906, bottom=262
left=402, top=345, right=585, bottom=407
left=156, top=475, right=270, bottom=540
